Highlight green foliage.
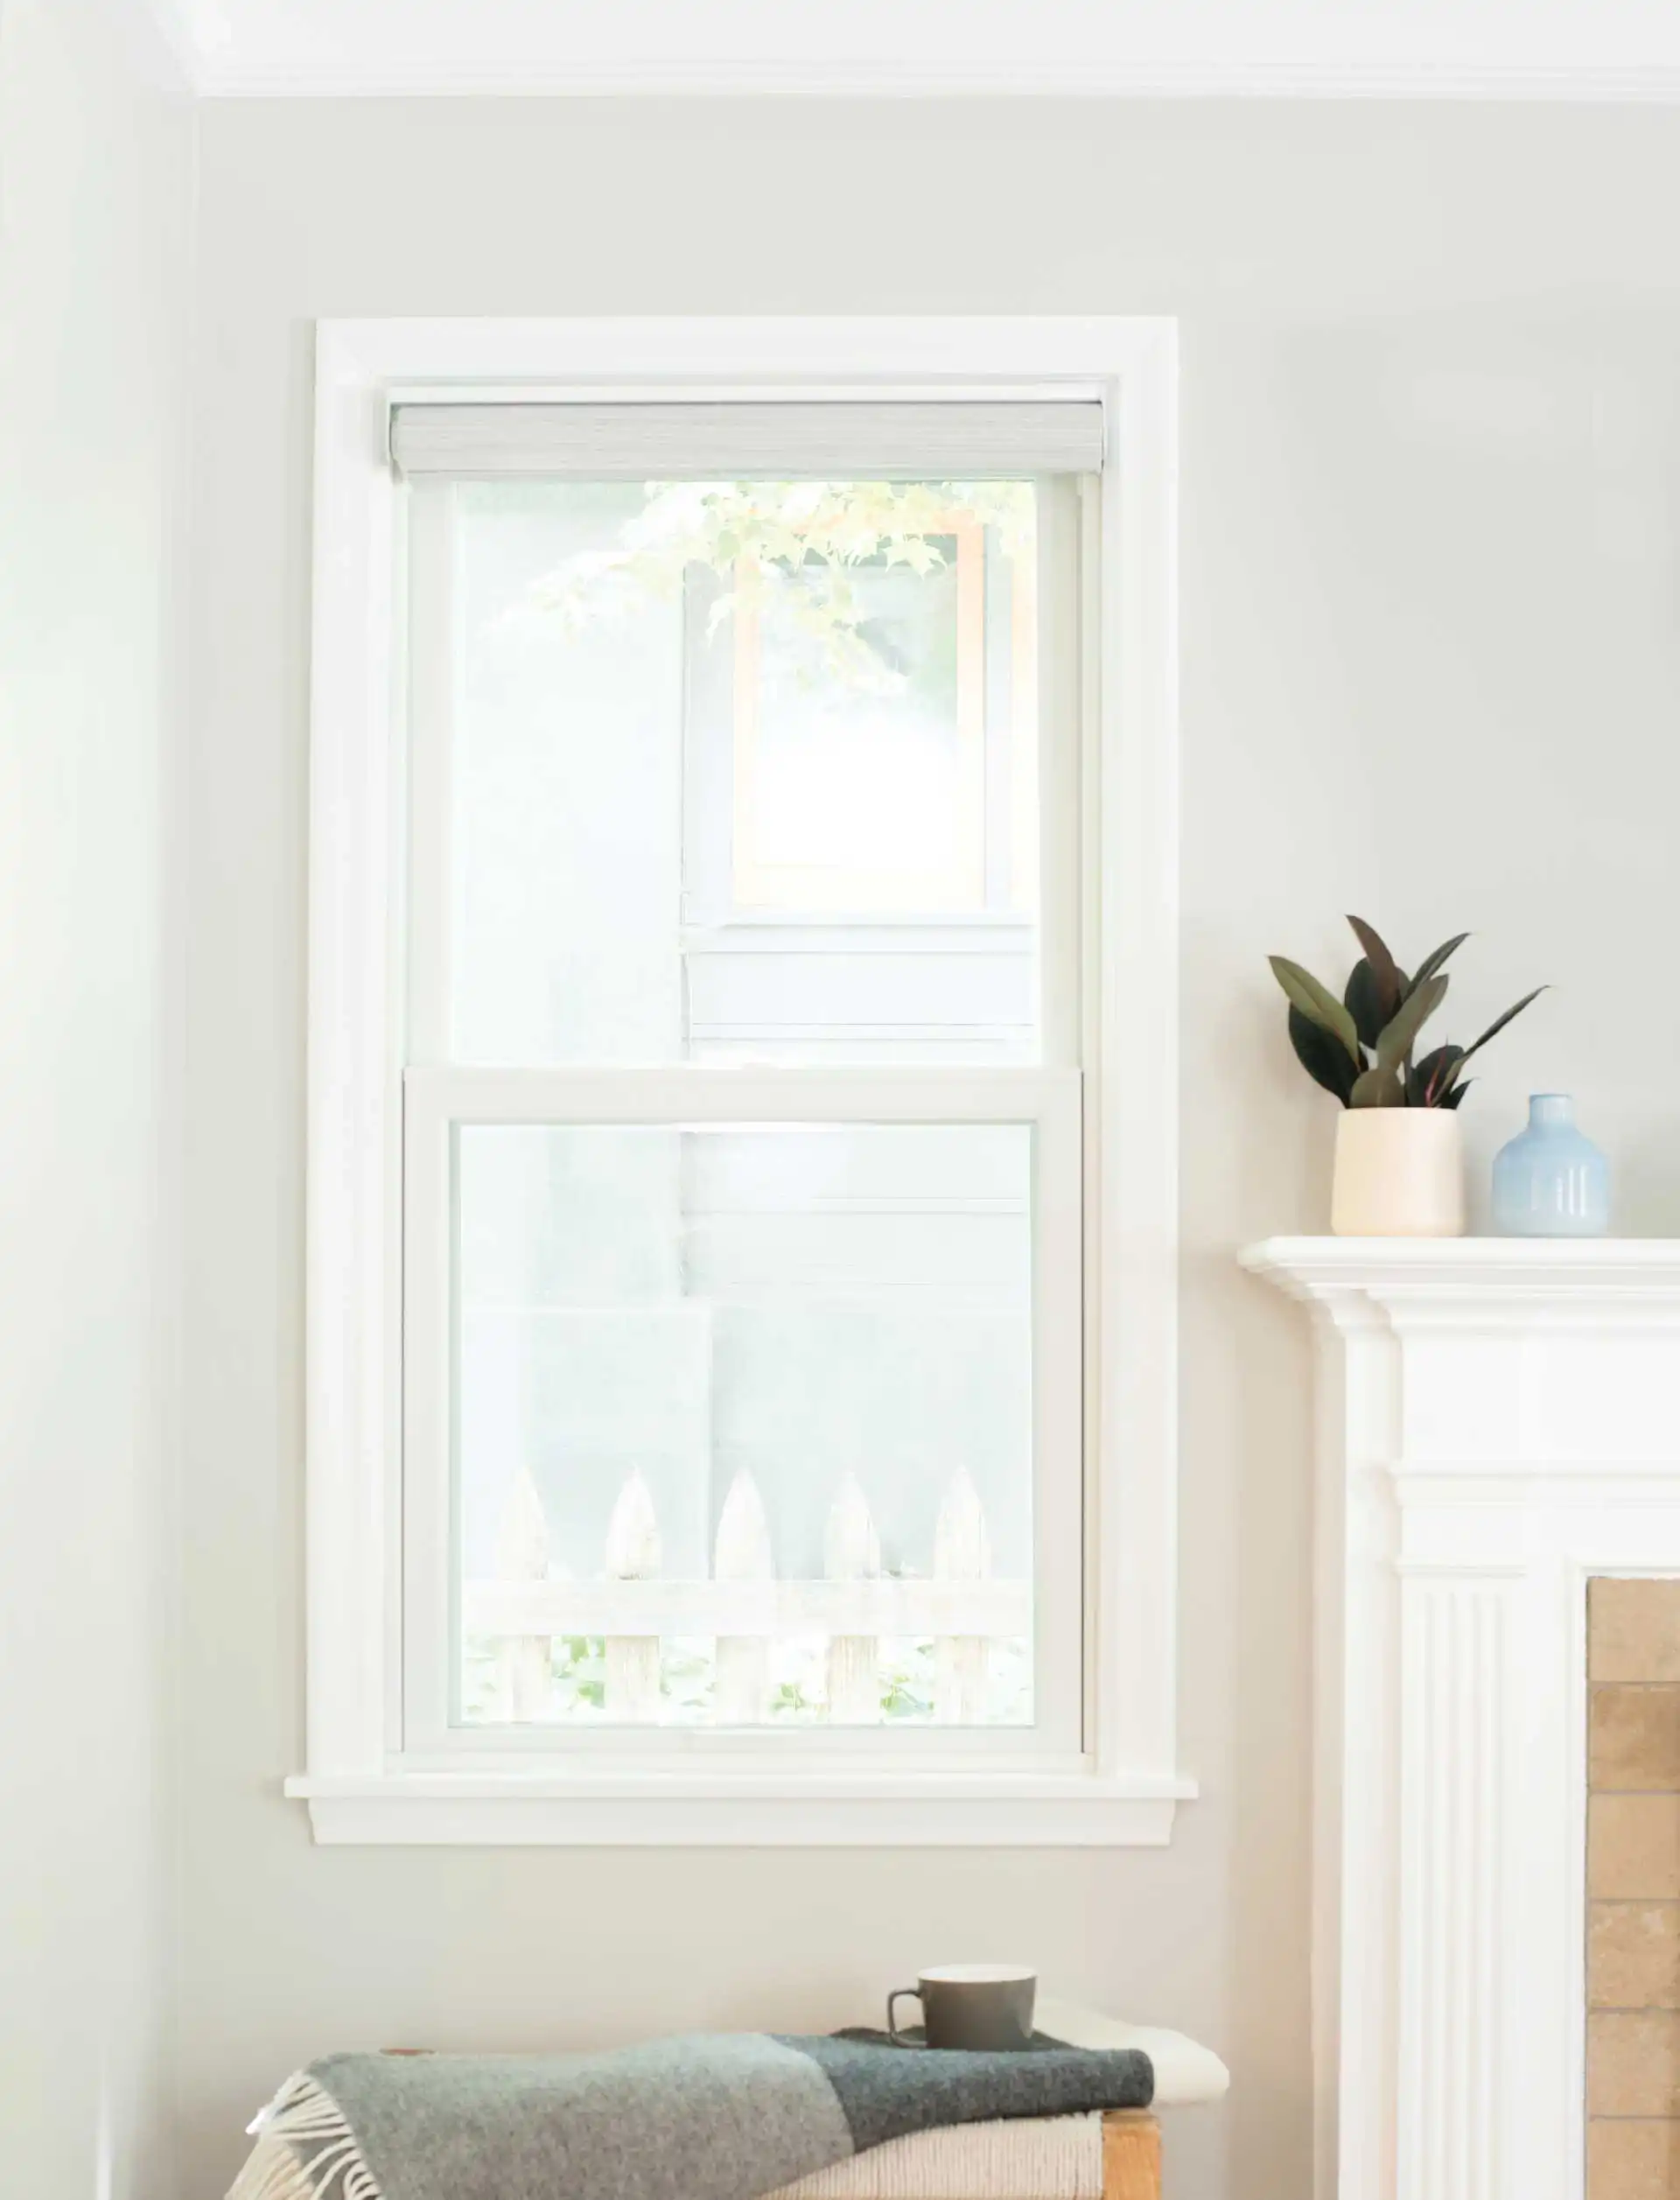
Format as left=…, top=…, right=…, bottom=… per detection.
left=1268, top=956, right=1361, bottom=1066
left=1267, top=916, right=1545, bottom=1111
left=1346, top=917, right=1404, bottom=1026
left=1409, top=932, right=1470, bottom=993
left=557, top=1635, right=606, bottom=1711
left=1288, top=1005, right=1357, bottom=1103
left=1458, top=988, right=1549, bottom=1069
left=528, top=477, right=1035, bottom=691
left=1408, top=1043, right=1465, bottom=1107
left=460, top=1629, right=1030, bottom=1726
left=878, top=1655, right=934, bottom=1720
left=1345, top=956, right=1404, bottom=1051
left=1350, top=1063, right=1406, bottom=1109
left=1375, top=973, right=1448, bottom=1071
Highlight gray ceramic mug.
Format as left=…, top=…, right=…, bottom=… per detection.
left=886, top=1963, right=1037, bottom=2050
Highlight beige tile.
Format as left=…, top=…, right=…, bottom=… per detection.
left=1590, top=2014, right=1680, bottom=2116
left=1593, top=1798, right=1680, bottom=1899
left=1588, top=2118, right=1680, bottom=2200
left=1592, top=1903, right=1680, bottom=2008
left=1593, top=1689, right=1680, bottom=1792
left=1593, top=1580, right=1680, bottom=1685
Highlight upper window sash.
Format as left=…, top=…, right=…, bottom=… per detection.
left=402, top=468, right=1085, bottom=1075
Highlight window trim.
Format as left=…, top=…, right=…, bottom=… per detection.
left=291, top=315, right=1187, bottom=1846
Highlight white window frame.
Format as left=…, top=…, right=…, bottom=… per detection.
left=290, top=316, right=1186, bottom=1846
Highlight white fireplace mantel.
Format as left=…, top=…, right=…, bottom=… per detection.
left=1242, top=1236, right=1680, bottom=2200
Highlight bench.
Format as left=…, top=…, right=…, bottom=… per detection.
left=230, top=2007, right=1225, bottom=2200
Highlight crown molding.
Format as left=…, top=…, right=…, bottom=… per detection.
left=112, top=0, right=205, bottom=95
left=181, top=54, right=1680, bottom=103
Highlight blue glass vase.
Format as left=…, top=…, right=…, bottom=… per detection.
left=1491, top=1094, right=1610, bottom=1237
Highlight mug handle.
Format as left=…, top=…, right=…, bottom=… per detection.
left=886, top=1987, right=925, bottom=2045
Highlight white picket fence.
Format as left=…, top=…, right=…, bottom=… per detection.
left=466, top=1465, right=1028, bottom=1725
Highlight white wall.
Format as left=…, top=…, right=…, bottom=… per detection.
left=181, top=95, right=1680, bottom=2200
left=0, top=1, right=193, bottom=2193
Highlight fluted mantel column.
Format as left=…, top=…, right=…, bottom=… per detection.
left=1242, top=1237, right=1680, bottom=2200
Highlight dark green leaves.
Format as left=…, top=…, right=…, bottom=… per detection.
left=1346, top=960, right=1394, bottom=1050
left=1269, top=922, right=1544, bottom=1111
left=1268, top=956, right=1362, bottom=1065
left=1409, top=932, right=1471, bottom=995
left=1457, top=986, right=1548, bottom=1068
left=1409, top=1043, right=1466, bottom=1107
left=1375, top=973, right=1448, bottom=1069
left=1289, top=1005, right=1358, bottom=1103
left=1350, top=1063, right=1406, bottom=1108
left=1346, top=916, right=1404, bottom=1025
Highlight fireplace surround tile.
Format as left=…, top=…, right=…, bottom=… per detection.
left=1588, top=2011, right=1680, bottom=2116
left=1589, top=1574, right=1680, bottom=2192
left=1592, top=1689, right=1680, bottom=1792
left=1591, top=1904, right=1680, bottom=2009
left=1594, top=1583, right=1680, bottom=1685
left=1592, top=1799, right=1680, bottom=1901
left=1589, top=2118, right=1680, bottom=2200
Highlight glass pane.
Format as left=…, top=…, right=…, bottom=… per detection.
left=431, top=480, right=1041, bottom=1067
left=733, top=532, right=980, bottom=912
left=454, top=1123, right=1034, bottom=1727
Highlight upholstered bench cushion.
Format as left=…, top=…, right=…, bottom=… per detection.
left=1029, top=2000, right=1228, bottom=2108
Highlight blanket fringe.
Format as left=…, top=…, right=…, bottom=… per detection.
left=227, top=2072, right=385, bottom=2200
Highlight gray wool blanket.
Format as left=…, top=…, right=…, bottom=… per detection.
left=231, top=2031, right=1154, bottom=2200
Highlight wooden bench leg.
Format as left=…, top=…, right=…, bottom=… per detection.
left=1102, top=2111, right=1162, bottom=2200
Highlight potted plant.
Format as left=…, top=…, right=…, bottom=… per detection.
left=1269, top=918, right=1545, bottom=1237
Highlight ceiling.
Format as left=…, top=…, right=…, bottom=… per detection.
left=149, top=0, right=1680, bottom=100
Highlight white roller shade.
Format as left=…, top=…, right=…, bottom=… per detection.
left=388, top=400, right=1104, bottom=480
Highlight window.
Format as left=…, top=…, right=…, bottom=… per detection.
left=296, top=320, right=1184, bottom=1844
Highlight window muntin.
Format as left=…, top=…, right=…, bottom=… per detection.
left=401, top=459, right=1086, bottom=1768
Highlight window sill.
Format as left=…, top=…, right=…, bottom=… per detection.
left=284, top=1769, right=1197, bottom=1846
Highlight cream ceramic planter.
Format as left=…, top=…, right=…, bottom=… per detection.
left=1331, top=1108, right=1465, bottom=1237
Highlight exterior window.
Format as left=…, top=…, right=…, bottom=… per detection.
left=296, top=321, right=1182, bottom=1845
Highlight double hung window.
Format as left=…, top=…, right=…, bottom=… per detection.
left=296, top=322, right=1182, bottom=1843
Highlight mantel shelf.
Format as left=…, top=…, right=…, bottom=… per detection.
left=1242, top=1234, right=1680, bottom=1307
